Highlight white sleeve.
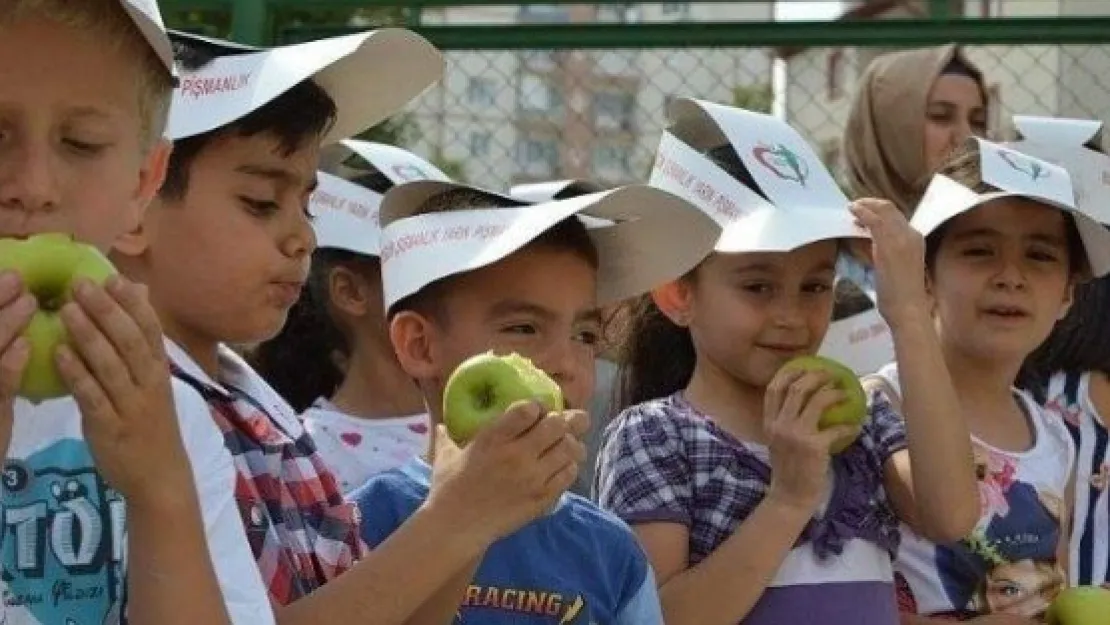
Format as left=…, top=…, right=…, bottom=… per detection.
left=172, top=379, right=276, bottom=625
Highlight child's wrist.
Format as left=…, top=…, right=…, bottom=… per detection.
left=413, top=496, right=496, bottom=557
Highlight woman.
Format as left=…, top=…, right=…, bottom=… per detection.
left=844, top=43, right=989, bottom=216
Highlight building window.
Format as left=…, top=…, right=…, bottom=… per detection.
left=827, top=49, right=844, bottom=101
left=469, top=131, right=492, bottom=157
left=592, top=143, right=633, bottom=178
left=593, top=90, right=636, bottom=132
left=516, top=137, right=559, bottom=177
left=466, top=77, right=495, bottom=107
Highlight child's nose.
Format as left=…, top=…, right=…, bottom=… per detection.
left=0, top=143, right=61, bottom=213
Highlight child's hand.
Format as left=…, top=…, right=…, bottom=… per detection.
left=849, top=198, right=930, bottom=330
left=762, top=367, right=853, bottom=513
left=427, top=401, right=588, bottom=545
left=55, top=276, right=193, bottom=505
left=0, top=271, right=35, bottom=457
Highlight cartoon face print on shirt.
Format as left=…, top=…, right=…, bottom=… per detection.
left=936, top=474, right=1064, bottom=618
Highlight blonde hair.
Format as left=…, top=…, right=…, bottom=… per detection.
left=0, top=0, right=174, bottom=150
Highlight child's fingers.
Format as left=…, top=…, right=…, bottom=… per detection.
left=763, top=367, right=806, bottom=427
left=55, top=344, right=119, bottom=426
left=106, top=278, right=167, bottom=362
left=484, top=400, right=545, bottom=442
left=800, top=387, right=848, bottom=431
left=72, top=280, right=155, bottom=383
left=0, top=337, right=30, bottom=400
left=817, top=424, right=861, bottom=450
left=0, top=271, right=24, bottom=306
left=0, top=293, right=36, bottom=351
left=59, top=302, right=134, bottom=404
left=778, top=372, right=832, bottom=424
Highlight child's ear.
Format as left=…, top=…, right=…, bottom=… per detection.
left=329, top=266, right=372, bottom=318
left=135, top=139, right=172, bottom=213
left=1058, top=279, right=1076, bottom=321
left=389, top=310, right=441, bottom=381
left=651, top=280, right=694, bottom=328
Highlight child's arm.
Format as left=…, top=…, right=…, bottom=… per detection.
left=850, top=200, right=979, bottom=542
left=602, top=371, right=856, bottom=625
left=56, top=278, right=234, bottom=624
left=276, top=404, right=586, bottom=625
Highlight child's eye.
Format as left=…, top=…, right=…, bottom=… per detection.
left=64, top=139, right=105, bottom=155
left=803, top=281, right=833, bottom=295
left=962, top=246, right=992, bottom=257
left=240, top=197, right=280, bottom=216
left=1028, top=249, right=1061, bottom=263
left=741, top=282, right=774, bottom=295
left=502, top=324, right=537, bottom=336
left=574, top=330, right=600, bottom=346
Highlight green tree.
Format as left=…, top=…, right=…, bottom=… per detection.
left=732, top=84, right=773, bottom=113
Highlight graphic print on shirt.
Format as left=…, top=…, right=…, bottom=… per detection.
left=933, top=446, right=1064, bottom=618
left=0, top=440, right=125, bottom=625
left=453, top=585, right=590, bottom=624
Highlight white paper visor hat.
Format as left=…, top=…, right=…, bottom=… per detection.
left=648, top=97, right=867, bottom=254
left=911, top=137, right=1110, bottom=278
left=166, top=29, right=443, bottom=144
left=377, top=181, right=721, bottom=311
left=1003, top=115, right=1110, bottom=226
left=120, top=0, right=176, bottom=78
left=308, top=171, right=387, bottom=256
left=509, top=180, right=607, bottom=203
left=320, top=139, right=453, bottom=187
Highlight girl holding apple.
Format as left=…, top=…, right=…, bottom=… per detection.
left=594, top=100, right=979, bottom=625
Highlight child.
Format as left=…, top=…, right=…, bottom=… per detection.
left=878, top=138, right=1110, bottom=622
left=252, top=141, right=452, bottom=492
left=1030, top=275, right=1110, bottom=590
left=596, top=99, right=980, bottom=625
left=1010, top=116, right=1110, bottom=590
left=0, top=2, right=271, bottom=624
left=113, top=29, right=592, bottom=625
left=351, top=179, right=722, bottom=623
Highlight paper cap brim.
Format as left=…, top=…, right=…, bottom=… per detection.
left=121, top=0, right=176, bottom=77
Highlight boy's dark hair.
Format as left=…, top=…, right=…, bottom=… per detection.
left=250, top=248, right=377, bottom=412
left=923, top=142, right=1087, bottom=277
left=616, top=142, right=759, bottom=409
left=160, top=38, right=339, bottom=200
left=388, top=189, right=600, bottom=323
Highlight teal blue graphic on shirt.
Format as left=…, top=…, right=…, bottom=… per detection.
left=1, top=439, right=126, bottom=624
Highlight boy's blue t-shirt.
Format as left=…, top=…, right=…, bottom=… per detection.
left=351, top=458, right=663, bottom=625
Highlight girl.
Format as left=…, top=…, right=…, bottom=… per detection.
left=1026, top=274, right=1110, bottom=590
left=873, top=139, right=1110, bottom=623
left=251, top=141, right=447, bottom=493
left=596, top=101, right=979, bottom=625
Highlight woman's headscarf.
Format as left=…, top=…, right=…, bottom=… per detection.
left=843, top=44, right=986, bottom=215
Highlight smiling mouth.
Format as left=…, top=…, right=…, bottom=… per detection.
left=982, top=305, right=1030, bottom=319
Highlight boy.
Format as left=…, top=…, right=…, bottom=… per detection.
left=352, top=180, right=722, bottom=623
left=0, top=1, right=271, bottom=624
left=113, top=28, right=594, bottom=625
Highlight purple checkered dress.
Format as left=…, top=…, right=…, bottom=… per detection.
left=595, top=392, right=909, bottom=625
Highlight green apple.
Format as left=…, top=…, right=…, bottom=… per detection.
left=442, top=351, right=565, bottom=444
left=0, top=233, right=118, bottom=404
left=1046, top=586, right=1110, bottom=625
left=782, top=355, right=868, bottom=454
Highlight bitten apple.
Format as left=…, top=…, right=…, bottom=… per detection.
left=442, top=351, right=564, bottom=443
left=0, top=233, right=118, bottom=403
left=781, top=355, right=868, bottom=453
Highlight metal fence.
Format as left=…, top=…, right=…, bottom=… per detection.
left=160, top=1, right=1110, bottom=192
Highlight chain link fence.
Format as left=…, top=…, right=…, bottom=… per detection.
left=161, top=3, right=1110, bottom=192
left=392, top=42, right=1110, bottom=192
